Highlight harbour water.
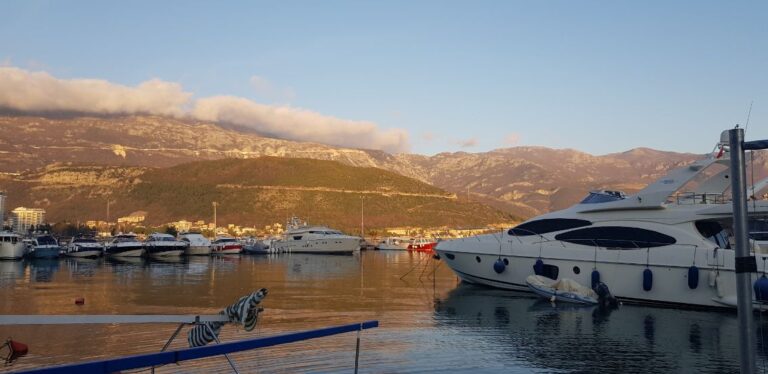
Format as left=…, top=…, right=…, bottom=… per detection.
left=1, top=251, right=768, bottom=373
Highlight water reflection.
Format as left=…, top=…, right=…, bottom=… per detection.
left=434, top=284, right=764, bottom=373
left=66, top=257, right=100, bottom=278
left=0, top=260, right=25, bottom=285
left=4, top=252, right=768, bottom=373
left=284, top=253, right=359, bottom=280
left=28, top=258, right=60, bottom=282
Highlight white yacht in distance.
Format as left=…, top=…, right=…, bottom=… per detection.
left=105, top=233, right=145, bottom=257
left=30, top=234, right=61, bottom=259
left=211, top=236, right=243, bottom=254
left=376, top=236, right=410, bottom=250
left=65, top=237, right=104, bottom=258
left=0, top=232, right=26, bottom=260
left=272, top=217, right=361, bottom=254
left=144, top=233, right=187, bottom=257
left=436, top=131, right=768, bottom=309
left=179, top=232, right=212, bottom=256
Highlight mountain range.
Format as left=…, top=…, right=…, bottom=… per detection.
left=1, top=115, right=766, bottom=220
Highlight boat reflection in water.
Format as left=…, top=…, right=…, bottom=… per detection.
left=0, top=260, right=25, bottom=285
left=285, top=253, right=359, bottom=280
left=28, top=258, right=60, bottom=282
left=434, top=284, right=768, bottom=373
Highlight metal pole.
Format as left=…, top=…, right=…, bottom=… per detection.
left=729, top=128, right=757, bottom=374
left=213, top=201, right=218, bottom=237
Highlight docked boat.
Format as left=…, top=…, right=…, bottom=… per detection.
left=0, top=232, right=26, bottom=260
left=30, top=234, right=61, bottom=259
left=179, top=232, right=212, bottom=256
left=436, top=130, right=768, bottom=309
left=408, top=237, right=437, bottom=252
left=525, top=275, right=598, bottom=305
left=105, top=233, right=145, bottom=257
left=272, top=217, right=361, bottom=254
left=211, top=236, right=243, bottom=255
left=242, top=237, right=271, bottom=254
left=376, top=237, right=410, bottom=250
left=65, top=237, right=104, bottom=258
left=144, top=233, right=187, bottom=257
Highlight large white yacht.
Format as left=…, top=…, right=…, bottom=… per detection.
left=272, top=217, right=361, bottom=254
left=436, top=132, right=768, bottom=309
left=0, top=232, right=26, bottom=260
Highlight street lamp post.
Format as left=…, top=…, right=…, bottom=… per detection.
left=212, top=201, right=219, bottom=237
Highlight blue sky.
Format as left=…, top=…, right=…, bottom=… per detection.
left=1, top=1, right=766, bottom=155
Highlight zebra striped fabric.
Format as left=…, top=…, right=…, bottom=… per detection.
left=187, top=288, right=268, bottom=347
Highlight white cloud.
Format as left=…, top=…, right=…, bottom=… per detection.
left=503, top=133, right=521, bottom=146
left=192, top=96, right=410, bottom=153
left=457, top=138, right=478, bottom=148
left=0, top=66, right=410, bottom=153
left=0, top=67, right=191, bottom=116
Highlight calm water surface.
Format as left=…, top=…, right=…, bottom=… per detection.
left=1, top=251, right=768, bottom=373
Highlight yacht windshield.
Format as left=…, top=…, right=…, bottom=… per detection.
left=37, top=236, right=57, bottom=245
left=580, top=191, right=626, bottom=204
left=750, top=232, right=768, bottom=241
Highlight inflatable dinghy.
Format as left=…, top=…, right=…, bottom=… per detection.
left=526, top=275, right=598, bottom=305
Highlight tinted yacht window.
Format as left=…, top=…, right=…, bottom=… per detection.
left=696, top=220, right=731, bottom=249
left=508, top=219, right=592, bottom=236
left=554, top=226, right=676, bottom=249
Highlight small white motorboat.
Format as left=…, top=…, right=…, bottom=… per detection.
left=65, top=237, right=104, bottom=258
left=525, top=275, right=599, bottom=305
left=179, top=232, right=212, bottom=256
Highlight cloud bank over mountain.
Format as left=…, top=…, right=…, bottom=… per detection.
left=0, top=66, right=410, bottom=153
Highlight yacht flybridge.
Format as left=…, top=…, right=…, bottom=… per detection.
left=436, top=132, right=768, bottom=309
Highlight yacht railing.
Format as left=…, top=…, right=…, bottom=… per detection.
left=14, top=320, right=379, bottom=374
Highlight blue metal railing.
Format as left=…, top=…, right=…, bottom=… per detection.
left=17, top=320, right=379, bottom=374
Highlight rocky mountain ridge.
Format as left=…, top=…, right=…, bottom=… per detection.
left=2, top=115, right=766, bottom=218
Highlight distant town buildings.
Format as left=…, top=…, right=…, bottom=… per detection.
left=117, top=211, right=147, bottom=224
left=11, top=207, right=46, bottom=233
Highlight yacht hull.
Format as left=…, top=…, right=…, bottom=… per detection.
left=185, top=245, right=212, bottom=256
left=273, top=238, right=360, bottom=254
left=212, top=245, right=242, bottom=255
left=106, top=247, right=145, bottom=257
left=66, top=249, right=103, bottom=258
left=437, top=238, right=759, bottom=309
left=0, top=242, right=26, bottom=260
left=147, top=249, right=184, bottom=257
left=31, top=246, right=60, bottom=259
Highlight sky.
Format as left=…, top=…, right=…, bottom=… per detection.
left=0, top=1, right=767, bottom=155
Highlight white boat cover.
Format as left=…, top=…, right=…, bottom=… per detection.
left=526, top=275, right=598, bottom=299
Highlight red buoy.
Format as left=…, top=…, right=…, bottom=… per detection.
left=4, top=338, right=28, bottom=364
left=75, top=297, right=85, bottom=305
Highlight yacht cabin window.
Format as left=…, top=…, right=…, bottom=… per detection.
left=509, top=218, right=592, bottom=236
left=554, top=226, right=677, bottom=249
left=695, top=221, right=732, bottom=249
left=751, top=232, right=768, bottom=241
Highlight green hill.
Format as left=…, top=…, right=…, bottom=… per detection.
left=1, top=158, right=516, bottom=233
